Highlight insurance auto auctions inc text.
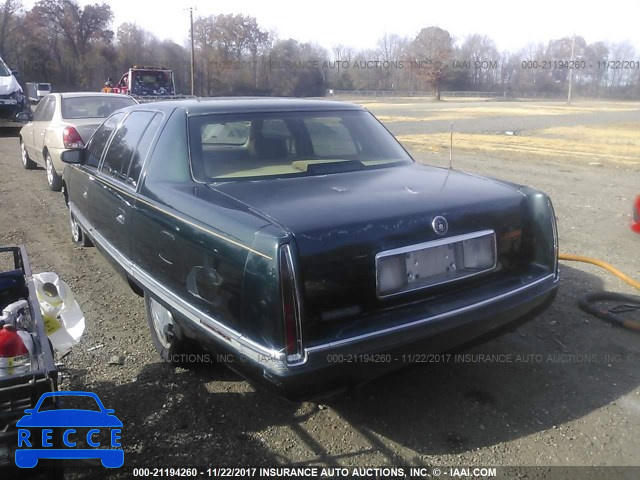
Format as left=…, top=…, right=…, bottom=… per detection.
left=208, top=59, right=499, bottom=71
left=213, top=466, right=497, bottom=477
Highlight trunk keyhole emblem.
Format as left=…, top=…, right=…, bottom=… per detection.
left=432, top=216, right=448, bottom=235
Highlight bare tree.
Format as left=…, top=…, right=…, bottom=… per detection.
left=193, top=14, right=269, bottom=95
left=376, top=33, right=407, bottom=90
left=460, top=34, right=499, bottom=88
left=29, top=0, right=113, bottom=87
left=0, top=0, right=21, bottom=60
left=409, top=26, right=453, bottom=99
left=607, top=41, right=636, bottom=91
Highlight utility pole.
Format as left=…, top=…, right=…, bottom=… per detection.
left=567, top=34, right=576, bottom=104
left=189, top=6, right=195, bottom=96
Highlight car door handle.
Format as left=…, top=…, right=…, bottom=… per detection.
left=116, top=213, right=125, bottom=225
left=82, top=190, right=88, bottom=199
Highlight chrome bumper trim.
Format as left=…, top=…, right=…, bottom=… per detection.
left=306, top=273, right=557, bottom=355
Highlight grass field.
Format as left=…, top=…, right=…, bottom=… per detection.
left=397, top=123, right=640, bottom=166
left=344, top=98, right=640, bottom=167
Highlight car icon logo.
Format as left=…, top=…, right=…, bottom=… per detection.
left=15, top=391, right=124, bottom=469
left=432, top=216, right=448, bottom=235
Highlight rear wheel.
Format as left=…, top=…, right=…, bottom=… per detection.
left=69, top=210, right=92, bottom=247
left=20, top=139, right=36, bottom=169
left=145, top=294, right=189, bottom=365
left=45, top=152, right=62, bottom=191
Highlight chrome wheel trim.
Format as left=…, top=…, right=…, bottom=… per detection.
left=21, top=142, right=28, bottom=166
left=46, top=155, right=54, bottom=186
left=149, top=297, right=173, bottom=349
left=70, top=212, right=81, bottom=243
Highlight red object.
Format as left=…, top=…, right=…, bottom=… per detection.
left=280, top=246, right=301, bottom=360
left=0, top=325, right=28, bottom=358
left=632, top=195, right=640, bottom=234
left=63, top=126, right=85, bottom=149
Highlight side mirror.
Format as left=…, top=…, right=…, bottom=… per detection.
left=61, top=149, right=85, bottom=165
left=11, top=69, right=18, bottom=76
left=15, top=111, right=32, bottom=123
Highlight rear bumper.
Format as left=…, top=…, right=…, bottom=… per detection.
left=214, top=273, right=559, bottom=400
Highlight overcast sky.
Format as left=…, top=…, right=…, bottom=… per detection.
left=25, top=0, right=640, bottom=54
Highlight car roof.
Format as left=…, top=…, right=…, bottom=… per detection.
left=121, top=97, right=366, bottom=115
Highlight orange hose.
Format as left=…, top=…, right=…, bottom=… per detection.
left=559, top=253, right=640, bottom=290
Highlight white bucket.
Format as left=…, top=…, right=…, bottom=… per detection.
left=32, top=272, right=85, bottom=356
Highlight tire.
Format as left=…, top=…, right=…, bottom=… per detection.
left=69, top=210, right=92, bottom=247
left=45, top=152, right=62, bottom=191
left=20, top=139, right=36, bottom=169
left=145, top=294, right=189, bottom=365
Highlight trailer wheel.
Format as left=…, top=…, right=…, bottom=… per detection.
left=20, top=139, right=36, bottom=169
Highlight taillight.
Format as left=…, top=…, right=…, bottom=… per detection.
left=279, top=244, right=303, bottom=364
left=63, top=127, right=84, bottom=149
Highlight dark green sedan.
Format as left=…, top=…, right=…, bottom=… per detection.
left=60, top=98, right=559, bottom=399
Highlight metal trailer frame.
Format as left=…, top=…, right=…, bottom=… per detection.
left=0, top=246, right=58, bottom=470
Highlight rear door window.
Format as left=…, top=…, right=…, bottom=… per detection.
left=304, top=117, right=359, bottom=157
left=99, top=111, right=157, bottom=184
left=86, top=113, right=124, bottom=169
left=201, top=121, right=249, bottom=146
left=41, top=96, right=56, bottom=121
left=126, top=113, right=163, bottom=188
left=31, top=97, right=49, bottom=121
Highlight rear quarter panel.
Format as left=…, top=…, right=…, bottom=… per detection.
left=131, top=109, right=281, bottom=347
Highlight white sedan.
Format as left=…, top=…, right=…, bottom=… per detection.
left=19, top=92, right=137, bottom=191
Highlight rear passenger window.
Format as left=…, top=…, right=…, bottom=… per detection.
left=100, top=111, right=156, bottom=183
left=144, top=110, right=191, bottom=184
left=201, top=121, right=249, bottom=146
left=41, top=96, right=56, bottom=121
left=304, top=117, right=359, bottom=157
left=262, top=119, right=290, bottom=137
left=86, top=113, right=124, bottom=168
left=32, top=96, right=51, bottom=121
left=127, top=113, right=163, bottom=188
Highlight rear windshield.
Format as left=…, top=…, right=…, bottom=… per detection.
left=130, top=70, right=174, bottom=95
left=61, top=96, right=136, bottom=119
left=188, top=110, right=412, bottom=182
left=38, top=84, right=50, bottom=91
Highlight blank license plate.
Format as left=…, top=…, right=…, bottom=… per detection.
left=376, top=230, right=496, bottom=297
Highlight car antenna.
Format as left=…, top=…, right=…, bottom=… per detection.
left=449, top=122, right=454, bottom=170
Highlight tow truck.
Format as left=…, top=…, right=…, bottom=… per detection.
left=112, top=66, right=191, bottom=103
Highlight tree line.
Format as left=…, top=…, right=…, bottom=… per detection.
left=0, top=0, right=638, bottom=99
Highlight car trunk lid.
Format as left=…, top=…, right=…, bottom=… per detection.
left=211, top=163, right=532, bottom=346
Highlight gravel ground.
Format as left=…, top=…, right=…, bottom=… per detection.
left=1, top=100, right=639, bottom=478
